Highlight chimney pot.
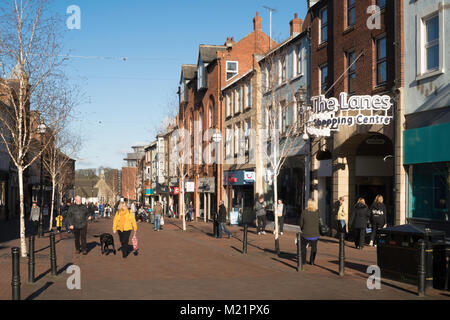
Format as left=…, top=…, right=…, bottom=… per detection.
left=253, top=12, right=262, bottom=31
left=290, top=13, right=302, bottom=36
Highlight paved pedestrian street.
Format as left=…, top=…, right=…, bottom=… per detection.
left=0, top=218, right=449, bottom=301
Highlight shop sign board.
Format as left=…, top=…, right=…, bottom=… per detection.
left=308, top=93, right=393, bottom=137
left=185, top=181, right=195, bottom=193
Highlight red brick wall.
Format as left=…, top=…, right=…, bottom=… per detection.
left=121, top=167, right=137, bottom=201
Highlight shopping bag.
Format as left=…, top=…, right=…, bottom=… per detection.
left=132, top=232, right=138, bottom=251
left=160, top=216, right=165, bottom=226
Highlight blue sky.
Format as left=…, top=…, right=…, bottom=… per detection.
left=53, top=0, right=308, bottom=169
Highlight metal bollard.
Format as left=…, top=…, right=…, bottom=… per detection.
left=418, top=239, right=426, bottom=296
left=275, top=237, right=280, bottom=256
left=297, top=232, right=302, bottom=272
left=242, top=224, right=248, bottom=254
left=49, top=232, right=57, bottom=276
left=28, top=236, right=35, bottom=283
left=339, top=232, right=345, bottom=277
left=11, top=247, right=20, bottom=300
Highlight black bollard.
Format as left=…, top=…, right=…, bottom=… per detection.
left=11, top=247, right=20, bottom=300
left=242, top=224, right=248, bottom=254
left=297, top=232, right=302, bottom=272
left=418, top=239, right=426, bottom=296
left=49, top=232, right=57, bottom=276
left=28, top=236, right=35, bottom=283
left=275, top=238, right=280, bottom=256
left=339, top=232, right=345, bottom=277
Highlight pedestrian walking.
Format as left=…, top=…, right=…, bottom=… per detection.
left=113, top=201, right=138, bottom=258
left=62, top=200, right=72, bottom=232
left=350, top=198, right=371, bottom=250
left=274, top=199, right=286, bottom=235
left=218, top=201, right=231, bottom=239
left=299, top=199, right=321, bottom=267
left=29, top=201, right=40, bottom=236
left=369, top=195, right=387, bottom=247
left=254, top=196, right=266, bottom=235
left=153, top=201, right=163, bottom=231
left=336, top=196, right=348, bottom=237
left=67, top=196, right=91, bottom=255
left=186, top=201, right=194, bottom=222
left=55, top=213, right=63, bottom=233
left=99, top=202, right=105, bottom=218
left=131, top=202, right=137, bottom=218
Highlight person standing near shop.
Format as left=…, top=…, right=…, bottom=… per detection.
left=369, top=195, right=387, bottom=247
left=113, top=201, right=138, bottom=258
left=254, top=196, right=267, bottom=235
left=67, top=196, right=91, bottom=255
left=186, top=201, right=194, bottom=222
left=336, top=197, right=348, bottom=238
left=62, top=200, right=72, bottom=233
left=153, top=201, right=163, bottom=231
left=274, top=199, right=286, bottom=235
left=299, top=199, right=320, bottom=267
left=218, top=201, right=232, bottom=239
left=29, top=201, right=40, bottom=236
left=350, top=198, right=371, bottom=250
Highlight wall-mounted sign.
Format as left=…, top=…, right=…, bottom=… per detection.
left=244, top=171, right=255, bottom=183
left=185, top=181, right=195, bottom=193
left=308, top=93, right=393, bottom=137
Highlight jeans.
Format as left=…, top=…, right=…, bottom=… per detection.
left=64, top=217, right=69, bottom=231
left=338, top=220, right=347, bottom=234
left=32, top=220, right=39, bottom=236
left=187, top=211, right=193, bottom=221
left=118, top=230, right=131, bottom=257
left=154, top=215, right=161, bottom=230
left=218, top=222, right=231, bottom=238
left=73, top=226, right=87, bottom=252
left=257, top=215, right=266, bottom=233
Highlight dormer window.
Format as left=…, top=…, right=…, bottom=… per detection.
left=198, top=58, right=207, bottom=90
left=226, top=61, right=238, bottom=81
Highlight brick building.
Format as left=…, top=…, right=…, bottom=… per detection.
left=303, top=0, right=405, bottom=229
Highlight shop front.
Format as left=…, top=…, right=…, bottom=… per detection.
left=169, top=178, right=179, bottom=217
left=144, top=188, right=154, bottom=206
left=404, top=122, right=450, bottom=236
left=224, top=170, right=255, bottom=224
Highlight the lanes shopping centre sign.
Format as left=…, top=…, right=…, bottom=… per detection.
left=307, top=92, right=393, bottom=137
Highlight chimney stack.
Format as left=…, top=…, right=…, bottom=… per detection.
left=290, top=13, right=303, bottom=36
left=253, top=12, right=262, bottom=31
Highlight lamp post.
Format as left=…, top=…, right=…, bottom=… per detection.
left=37, top=122, right=46, bottom=238
left=212, top=131, right=222, bottom=236
left=295, top=88, right=309, bottom=211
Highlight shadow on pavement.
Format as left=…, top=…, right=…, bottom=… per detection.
left=271, top=257, right=297, bottom=271
left=230, top=246, right=243, bottom=254
left=57, top=262, right=74, bottom=276
left=314, top=263, right=340, bottom=276
left=34, top=269, right=51, bottom=282
left=25, top=281, right=54, bottom=300
left=86, top=241, right=100, bottom=254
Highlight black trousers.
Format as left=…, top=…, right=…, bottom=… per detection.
left=31, top=221, right=39, bottom=235
left=301, top=238, right=318, bottom=265
left=354, top=228, right=366, bottom=248
left=257, top=215, right=266, bottom=233
left=370, top=220, right=384, bottom=243
left=73, top=226, right=87, bottom=252
left=278, top=216, right=285, bottom=232
left=118, top=230, right=132, bottom=257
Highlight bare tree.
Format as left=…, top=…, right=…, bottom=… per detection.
left=0, top=0, right=74, bottom=256
left=43, top=129, right=80, bottom=231
left=258, top=49, right=303, bottom=251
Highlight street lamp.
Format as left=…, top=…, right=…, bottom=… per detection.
left=295, top=87, right=310, bottom=211
left=37, top=121, right=46, bottom=238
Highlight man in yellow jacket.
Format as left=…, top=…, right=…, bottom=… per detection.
left=113, top=202, right=137, bottom=258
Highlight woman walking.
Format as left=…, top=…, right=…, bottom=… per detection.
left=274, top=199, right=286, bottom=235
left=29, top=201, right=40, bottom=236
left=350, top=198, right=371, bottom=250
left=369, top=195, right=387, bottom=247
left=299, top=199, right=321, bottom=268
left=113, top=202, right=138, bottom=258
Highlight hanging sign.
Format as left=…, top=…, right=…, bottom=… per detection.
left=307, top=93, right=393, bottom=137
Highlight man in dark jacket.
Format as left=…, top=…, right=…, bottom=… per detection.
left=349, top=198, right=371, bottom=250
left=254, top=196, right=266, bottom=235
left=67, top=196, right=91, bottom=254
left=299, top=201, right=320, bottom=266
left=61, top=200, right=72, bottom=233
left=218, top=201, right=231, bottom=239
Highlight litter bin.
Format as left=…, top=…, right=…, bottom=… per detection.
left=149, top=213, right=155, bottom=224
left=376, top=224, right=446, bottom=289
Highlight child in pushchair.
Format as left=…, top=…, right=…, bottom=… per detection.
left=136, top=206, right=149, bottom=222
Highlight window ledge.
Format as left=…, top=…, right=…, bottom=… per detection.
left=416, top=69, right=444, bottom=82
left=343, top=25, right=355, bottom=35
left=275, top=82, right=288, bottom=90
left=290, top=73, right=304, bottom=83
left=317, top=42, right=327, bottom=50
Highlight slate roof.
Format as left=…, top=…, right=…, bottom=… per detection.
left=198, top=44, right=227, bottom=65
left=181, top=64, right=197, bottom=82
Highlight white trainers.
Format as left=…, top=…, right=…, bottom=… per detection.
left=258, top=232, right=261, bottom=235
left=280, top=232, right=283, bottom=235
left=369, top=240, right=374, bottom=247
left=262, top=231, right=266, bottom=235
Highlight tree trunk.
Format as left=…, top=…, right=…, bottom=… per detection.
left=49, top=176, right=56, bottom=231
left=181, top=178, right=186, bottom=231
left=18, top=167, right=27, bottom=257
left=274, top=175, right=279, bottom=241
